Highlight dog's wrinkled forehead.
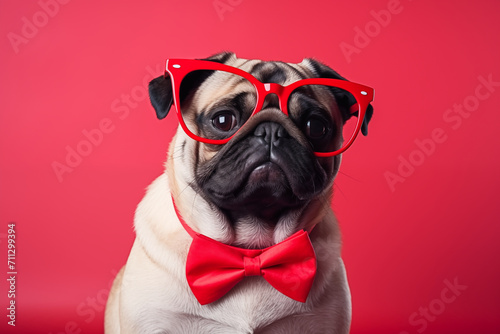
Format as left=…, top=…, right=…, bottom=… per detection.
left=193, top=54, right=315, bottom=107
left=222, top=52, right=316, bottom=80
left=229, top=57, right=311, bottom=84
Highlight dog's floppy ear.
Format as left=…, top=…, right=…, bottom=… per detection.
left=179, top=51, right=237, bottom=101
left=149, top=74, right=173, bottom=120
left=302, top=58, right=374, bottom=136
left=149, top=52, right=237, bottom=120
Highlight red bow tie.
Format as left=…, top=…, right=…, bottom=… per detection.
left=173, top=199, right=317, bottom=305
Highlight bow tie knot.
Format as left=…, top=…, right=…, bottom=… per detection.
left=243, top=256, right=262, bottom=276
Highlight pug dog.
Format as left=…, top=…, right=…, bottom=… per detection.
left=105, top=52, right=374, bottom=334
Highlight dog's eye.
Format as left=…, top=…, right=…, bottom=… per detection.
left=212, top=111, right=237, bottom=132
left=305, top=117, right=328, bottom=140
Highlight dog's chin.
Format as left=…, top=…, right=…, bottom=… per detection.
left=206, top=161, right=306, bottom=224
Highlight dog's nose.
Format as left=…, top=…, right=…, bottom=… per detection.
left=253, top=122, right=288, bottom=146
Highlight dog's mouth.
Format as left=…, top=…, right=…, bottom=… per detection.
left=247, top=161, right=287, bottom=187
left=205, top=159, right=288, bottom=189
left=209, top=159, right=300, bottom=212
left=202, top=150, right=323, bottom=224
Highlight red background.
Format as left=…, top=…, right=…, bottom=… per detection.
left=1, top=0, right=500, bottom=333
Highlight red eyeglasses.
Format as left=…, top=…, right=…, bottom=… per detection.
left=165, top=58, right=374, bottom=157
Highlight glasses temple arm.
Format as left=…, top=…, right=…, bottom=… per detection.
left=349, top=104, right=358, bottom=114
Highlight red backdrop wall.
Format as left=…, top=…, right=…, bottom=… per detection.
left=1, top=0, right=499, bottom=333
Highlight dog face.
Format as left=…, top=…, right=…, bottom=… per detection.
left=148, top=52, right=373, bottom=248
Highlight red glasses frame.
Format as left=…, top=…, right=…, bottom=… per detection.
left=165, top=58, right=374, bottom=157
